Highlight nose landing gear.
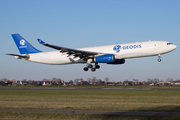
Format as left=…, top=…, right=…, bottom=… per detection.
left=158, top=54, right=161, bottom=62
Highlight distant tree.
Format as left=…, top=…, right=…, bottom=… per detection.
left=73, top=78, right=82, bottom=86
left=56, top=78, right=61, bottom=82
left=104, top=77, right=109, bottom=86
left=166, top=78, right=174, bottom=82
left=74, top=78, right=79, bottom=84
left=132, top=78, right=139, bottom=85
left=42, top=78, right=48, bottom=82
left=97, top=79, right=102, bottom=85
left=123, top=79, right=129, bottom=86
left=153, top=78, right=159, bottom=83
left=28, top=80, right=33, bottom=85
left=74, top=79, right=79, bottom=83
left=52, top=77, right=57, bottom=82
left=176, top=79, right=180, bottom=82
left=69, top=80, right=73, bottom=83
left=124, top=79, right=129, bottom=82
left=160, top=79, right=164, bottom=82
left=79, top=78, right=84, bottom=82
left=87, top=78, right=91, bottom=85
left=51, top=78, right=58, bottom=85
left=147, top=78, right=153, bottom=84
left=112, top=81, right=116, bottom=86
left=28, top=79, right=32, bottom=82
left=91, top=77, right=97, bottom=85
left=21, top=79, right=27, bottom=83
left=0, top=78, right=8, bottom=82
left=56, top=78, right=62, bottom=86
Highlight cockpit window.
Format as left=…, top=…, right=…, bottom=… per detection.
left=167, top=43, right=173, bottom=45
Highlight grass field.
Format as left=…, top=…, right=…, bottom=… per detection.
left=0, top=86, right=180, bottom=120
left=0, top=85, right=180, bottom=89
left=0, top=113, right=180, bottom=120
left=0, top=89, right=180, bottom=112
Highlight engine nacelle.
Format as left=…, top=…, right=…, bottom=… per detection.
left=95, top=54, right=115, bottom=63
left=107, top=59, right=125, bottom=64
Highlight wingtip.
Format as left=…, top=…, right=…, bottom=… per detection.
left=37, top=39, right=45, bottom=44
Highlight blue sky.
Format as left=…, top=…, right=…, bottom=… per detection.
left=0, top=0, right=180, bottom=81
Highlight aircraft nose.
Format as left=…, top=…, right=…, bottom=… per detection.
left=172, top=44, right=177, bottom=51
left=174, top=45, right=177, bottom=49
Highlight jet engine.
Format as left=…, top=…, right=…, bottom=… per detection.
left=95, top=54, right=115, bottom=63
left=107, top=59, right=125, bottom=64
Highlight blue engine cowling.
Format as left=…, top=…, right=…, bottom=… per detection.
left=95, top=54, right=115, bottom=63
left=107, top=59, right=125, bottom=64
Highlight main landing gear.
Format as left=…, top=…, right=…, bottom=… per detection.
left=158, top=54, right=161, bottom=62
left=83, top=63, right=100, bottom=72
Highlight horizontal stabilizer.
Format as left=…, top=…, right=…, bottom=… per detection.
left=5, top=53, right=30, bottom=60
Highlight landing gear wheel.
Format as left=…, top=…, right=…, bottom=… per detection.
left=88, top=64, right=93, bottom=68
left=158, top=58, right=161, bottom=62
left=91, top=68, right=96, bottom=72
left=158, top=54, right=161, bottom=62
left=84, top=67, right=88, bottom=71
left=83, top=63, right=100, bottom=72
left=95, top=65, right=100, bottom=69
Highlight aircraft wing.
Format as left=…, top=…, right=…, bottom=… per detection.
left=37, top=39, right=100, bottom=59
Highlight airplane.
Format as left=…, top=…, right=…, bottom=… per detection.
left=6, top=33, right=177, bottom=72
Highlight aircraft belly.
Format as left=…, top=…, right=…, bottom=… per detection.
left=116, top=48, right=157, bottom=59
left=28, top=54, right=75, bottom=65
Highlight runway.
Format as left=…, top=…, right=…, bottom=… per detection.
left=0, top=109, right=180, bottom=116
left=0, top=87, right=180, bottom=91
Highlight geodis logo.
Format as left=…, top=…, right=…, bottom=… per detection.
left=19, top=39, right=27, bottom=48
left=113, top=44, right=141, bottom=53
left=20, top=40, right=25, bottom=46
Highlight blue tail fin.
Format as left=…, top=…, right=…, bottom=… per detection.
left=11, top=34, right=42, bottom=54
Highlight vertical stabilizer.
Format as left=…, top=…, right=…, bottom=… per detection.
left=11, top=34, right=42, bottom=54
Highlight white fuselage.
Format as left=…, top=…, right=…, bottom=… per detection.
left=27, top=41, right=177, bottom=65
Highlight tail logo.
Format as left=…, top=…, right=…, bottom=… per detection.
left=20, top=40, right=25, bottom=46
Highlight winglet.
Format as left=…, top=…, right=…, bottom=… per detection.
left=37, top=39, right=46, bottom=44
